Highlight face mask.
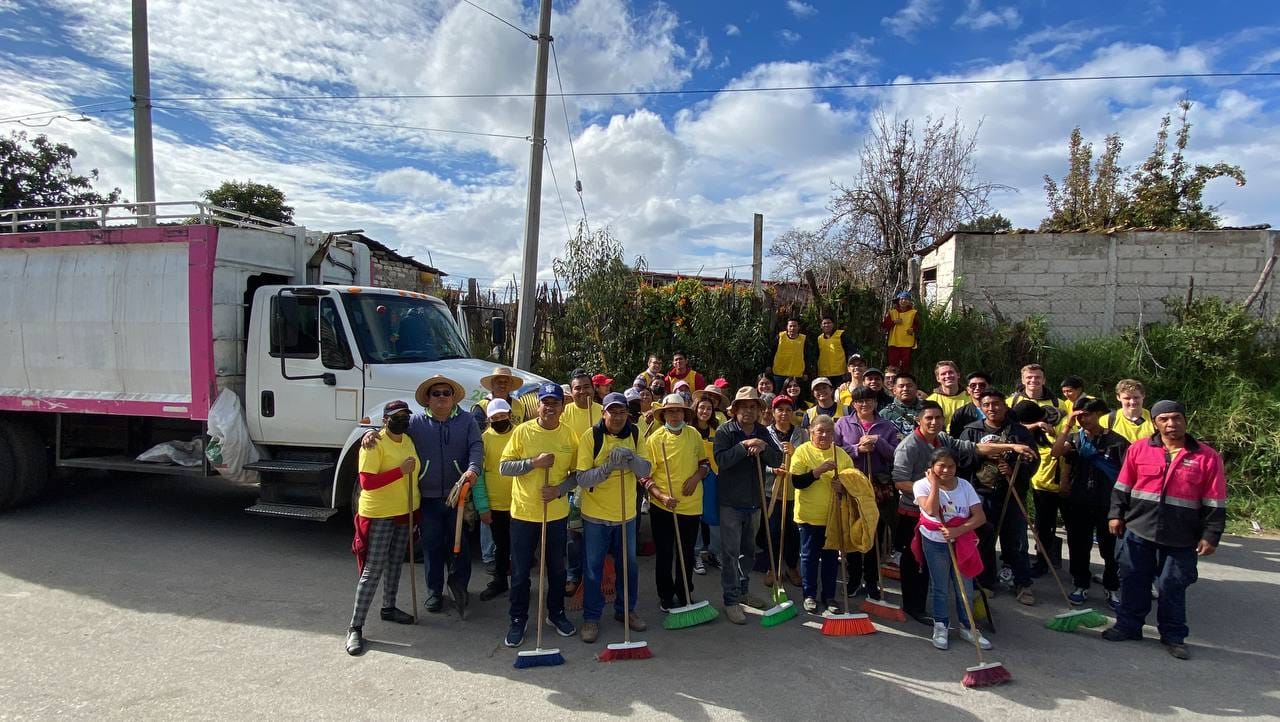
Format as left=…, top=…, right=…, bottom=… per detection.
left=386, top=417, right=410, bottom=434
left=665, top=421, right=686, bottom=433
left=490, top=419, right=512, bottom=434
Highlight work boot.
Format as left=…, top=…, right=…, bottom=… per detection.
left=1102, top=626, right=1142, bottom=642
left=425, top=593, right=444, bottom=613
left=614, top=611, right=647, bottom=631
left=345, top=627, right=366, bottom=656
left=1162, top=640, right=1190, bottom=660
left=380, top=607, right=415, bottom=625
left=786, top=567, right=802, bottom=587
left=479, top=580, right=508, bottom=602
left=725, top=604, right=747, bottom=625
left=764, top=569, right=776, bottom=587
left=580, top=622, right=599, bottom=643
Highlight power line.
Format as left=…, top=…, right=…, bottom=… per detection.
left=0, top=99, right=131, bottom=123
left=460, top=0, right=537, bottom=40
left=150, top=104, right=531, bottom=141
left=149, top=71, right=1280, bottom=103
left=542, top=141, right=575, bottom=243
left=550, top=41, right=589, bottom=235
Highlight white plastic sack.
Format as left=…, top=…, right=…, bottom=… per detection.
left=137, top=438, right=204, bottom=466
left=206, top=389, right=261, bottom=484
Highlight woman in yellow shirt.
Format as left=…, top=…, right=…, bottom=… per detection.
left=347, top=400, right=420, bottom=656
left=646, top=394, right=709, bottom=610
left=787, top=415, right=854, bottom=614
left=478, top=400, right=517, bottom=603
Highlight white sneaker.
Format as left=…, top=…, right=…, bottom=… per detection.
left=932, top=622, right=949, bottom=650
left=958, top=627, right=993, bottom=650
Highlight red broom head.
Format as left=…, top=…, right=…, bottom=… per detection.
left=860, top=598, right=908, bottom=622
left=881, top=564, right=901, bottom=580
left=597, top=642, right=652, bottom=662
left=962, top=662, right=1012, bottom=688
left=820, top=614, right=876, bottom=637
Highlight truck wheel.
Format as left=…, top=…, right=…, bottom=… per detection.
left=1, top=422, right=49, bottom=505
left=0, top=432, right=16, bottom=510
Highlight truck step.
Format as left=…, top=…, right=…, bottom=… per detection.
left=244, top=459, right=335, bottom=475
left=244, top=501, right=339, bottom=521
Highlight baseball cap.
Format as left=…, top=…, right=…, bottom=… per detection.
left=384, top=399, right=411, bottom=416
left=537, top=382, right=564, bottom=402
left=771, top=394, right=794, bottom=409
left=847, top=353, right=865, bottom=365
left=1075, top=396, right=1109, bottom=414
left=486, top=398, right=512, bottom=417
left=713, top=377, right=730, bottom=390
left=895, top=291, right=911, bottom=300
left=592, top=373, right=615, bottom=386
left=602, top=391, right=628, bottom=409
left=623, top=387, right=642, bottom=403
left=810, top=376, right=833, bottom=390
left=863, top=367, right=883, bottom=378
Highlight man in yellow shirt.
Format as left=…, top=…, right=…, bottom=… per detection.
left=574, top=392, right=675, bottom=643
left=562, top=369, right=603, bottom=595
left=646, top=393, right=709, bottom=613
left=478, top=399, right=517, bottom=603
left=770, top=318, right=807, bottom=392
left=816, top=315, right=853, bottom=380
left=881, top=292, right=919, bottom=373
left=472, top=366, right=526, bottom=430
left=836, top=354, right=867, bottom=409
left=788, top=415, right=854, bottom=613
left=498, top=383, right=580, bottom=648
left=1101, top=378, right=1155, bottom=443
left=926, top=360, right=969, bottom=430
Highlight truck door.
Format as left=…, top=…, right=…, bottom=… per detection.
left=255, top=289, right=363, bottom=447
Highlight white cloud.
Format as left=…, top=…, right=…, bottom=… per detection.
left=724, top=23, right=740, bottom=37
left=779, top=29, right=801, bottom=44
left=787, top=1, right=817, bottom=19
left=956, top=1, right=1020, bottom=31
left=882, top=0, right=938, bottom=39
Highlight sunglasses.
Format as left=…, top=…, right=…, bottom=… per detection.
left=429, top=389, right=454, bottom=398
left=967, top=382, right=988, bottom=389
left=387, top=412, right=411, bottom=422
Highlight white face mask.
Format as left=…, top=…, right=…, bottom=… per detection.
left=665, top=421, right=686, bottom=433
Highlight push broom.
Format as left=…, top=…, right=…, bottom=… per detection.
left=514, top=469, right=565, bottom=669
left=948, top=540, right=1011, bottom=688
left=598, top=470, right=651, bottom=661
left=755, top=456, right=796, bottom=628
left=821, top=450, right=874, bottom=636
left=1006, top=482, right=1108, bottom=632
left=660, top=440, right=719, bottom=630
left=404, top=457, right=420, bottom=623
left=859, top=456, right=906, bottom=623
left=771, top=452, right=794, bottom=605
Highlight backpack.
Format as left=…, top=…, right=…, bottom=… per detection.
left=592, top=422, right=640, bottom=461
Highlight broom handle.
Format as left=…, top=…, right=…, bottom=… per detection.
left=406, top=456, right=419, bottom=618
left=754, top=455, right=779, bottom=586
left=535, top=469, right=549, bottom=650
left=946, top=537, right=986, bottom=665
left=1007, top=478, right=1073, bottom=607
left=994, top=456, right=1023, bottom=535
left=866, top=454, right=883, bottom=591
left=617, top=468, right=631, bottom=644
left=834, top=448, right=848, bottom=611
left=452, top=481, right=471, bottom=554
left=660, top=440, right=695, bottom=604
left=776, top=452, right=792, bottom=581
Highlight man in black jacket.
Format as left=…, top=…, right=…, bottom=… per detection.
left=713, top=387, right=784, bottom=624
left=957, top=389, right=1038, bottom=604
left=948, top=371, right=991, bottom=437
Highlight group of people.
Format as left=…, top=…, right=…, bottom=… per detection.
left=344, top=316, right=1227, bottom=665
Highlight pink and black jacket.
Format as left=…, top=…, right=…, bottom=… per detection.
left=1110, top=433, right=1227, bottom=548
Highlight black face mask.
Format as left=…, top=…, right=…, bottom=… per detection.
left=490, top=419, right=512, bottom=434
left=386, top=417, right=410, bottom=434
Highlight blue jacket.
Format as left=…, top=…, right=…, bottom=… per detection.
left=407, top=408, right=483, bottom=499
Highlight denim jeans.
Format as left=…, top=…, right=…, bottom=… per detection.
left=982, top=491, right=1031, bottom=587
left=509, top=517, right=567, bottom=623
left=1115, top=530, right=1198, bottom=643
left=566, top=528, right=584, bottom=583
left=480, top=522, right=496, bottom=564
left=419, top=497, right=470, bottom=595
left=718, top=506, right=760, bottom=605
left=921, top=537, right=974, bottom=628
left=582, top=518, right=639, bottom=621
left=798, top=523, right=838, bottom=602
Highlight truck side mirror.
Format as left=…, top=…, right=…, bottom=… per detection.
left=490, top=315, right=506, bottom=348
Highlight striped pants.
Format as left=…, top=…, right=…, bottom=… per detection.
left=350, top=517, right=410, bottom=629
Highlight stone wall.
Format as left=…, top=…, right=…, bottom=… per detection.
left=371, top=254, right=441, bottom=295
left=920, top=230, right=1277, bottom=339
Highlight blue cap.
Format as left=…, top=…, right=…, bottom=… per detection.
left=895, top=291, right=911, bottom=300
left=602, top=391, right=628, bottom=409
left=537, top=382, right=564, bottom=401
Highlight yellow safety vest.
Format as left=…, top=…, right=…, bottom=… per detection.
left=888, top=309, right=918, bottom=349
left=816, top=331, right=845, bottom=378
left=773, top=332, right=806, bottom=377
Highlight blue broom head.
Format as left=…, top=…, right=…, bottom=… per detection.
left=514, top=648, right=565, bottom=669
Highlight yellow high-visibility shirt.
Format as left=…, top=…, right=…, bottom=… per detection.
left=502, top=419, right=578, bottom=523
left=1101, top=408, right=1154, bottom=443
left=482, top=426, right=515, bottom=511
left=927, top=390, right=969, bottom=429
left=646, top=426, right=706, bottom=516
left=788, top=441, right=855, bottom=526
left=816, top=331, right=846, bottom=378
left=772, top=332, right=806, bottom=378
left=575, top=426, right=650, bottom=523
left=888, top=308, right=918, bottom=349
left=356, top=432, right=420, bottom=518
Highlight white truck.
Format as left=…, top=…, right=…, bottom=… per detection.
left=0, top=202, right=544, bottom=518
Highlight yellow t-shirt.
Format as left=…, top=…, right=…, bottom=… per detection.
left=502, top=419, right=578, bottom=523
left=575, top=426, right=650, bottom=523
left=927, top=390, right=969, bottom=429
left=646, top=426, right=706, bottom=516
left=700, top=433, right=719, bottom=474
left=561, top=401, right=604, bottom=449
left=1101, top=408, right=1154, bottom=443
left=482, top=427, right=515, bottom=511
left=816, top=331, right=845, bottom=378
left=773, top=332, right=806, bottom=378
left=788, top=441, right=855, bottom=526
left=475, top=396, right=527, bottom=426
left=356, top=432, right=420, bottom=519
left=888, top=308, right=918, bottom=349
left=1030, top=438, right=1060, bottom=492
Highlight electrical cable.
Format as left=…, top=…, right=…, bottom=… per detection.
left=550, top=41, right=589, bottom=234
left=542, top=141, right=575, bottom=242
left=460, top=0, right=537, bottom=40
left=150, top=104, right=530, bottom=141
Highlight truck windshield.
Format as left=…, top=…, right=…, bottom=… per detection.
left=342, top=293, right=470, bottom=364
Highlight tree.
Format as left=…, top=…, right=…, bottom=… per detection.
left=550, top=223, right=642, bottom=374
left=0, top=131, right=122, bottom=232
left=1040, top=129, right=1124, bottom=231
left=824, top=111, right=1007, bottom=295
left=202, top=179, right=294, bottom=224
left=958, top=212, right=1013, bottom=233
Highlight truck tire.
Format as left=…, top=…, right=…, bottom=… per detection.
left=0, top=422, right=49, bottom=506
left=0, top=432, right=16, bottom=510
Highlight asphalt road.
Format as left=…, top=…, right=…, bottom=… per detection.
left=2, top=474, right=1278, bottom=721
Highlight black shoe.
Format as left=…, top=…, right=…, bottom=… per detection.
left=908, top=612, right=934, bottom=627
left=1101, top=626, right=1142, bottom=642
left=865, top=586, right=882, bottom=602
left=547, top=612, right=576, bottom=637
left=425, top=593, right=444, bottom=613
left=345, top=627, right=365, bottom=656
left=380, top=607, right=415, bottom=625
left=1161, top=640, right=1190, bottom=659
left=504, top=618, right=527, bottom=648
left=479, top=581, right=509, bottom=602
left=448, top=579, right=470, bottom=619
left=484, top=560, right=497, bottom=575
left=1030, top=561, right=1049, bottom=578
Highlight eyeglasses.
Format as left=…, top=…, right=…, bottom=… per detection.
left=429, top=389, right=454, bottom=398
left=967, top=382, right=988, bottom=389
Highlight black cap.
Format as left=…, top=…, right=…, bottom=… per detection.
left=385, top=399, right=411, bottom=415
left=1075, top=396, right=1109, bottom=414
left=1011, top=399, right=1045, bottom=424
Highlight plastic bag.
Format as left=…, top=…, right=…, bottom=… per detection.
left=206, top=389, right=261, bottom=484
left=138, top=438, right=204, bottom=466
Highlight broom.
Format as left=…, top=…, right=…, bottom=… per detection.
left=859, top=456, right=906, bottom=623
left=514, top=469, right=565, bottom=669
left=1006, top=482, right=1108, bottom=632
left=567, top=558, right=615, bottom=611
left=771, top=451, right=794, bottom=605
left=660, top=439, right=719, bottom=630
left=821, top=449, right=874, bottom=636
left=404, top=456, right=419, bottom=624
left=948, top=540, right=1011, bottom=688
left=599, top=469, right=652, bottom=661
left=756, top=456, right=796, bottom=628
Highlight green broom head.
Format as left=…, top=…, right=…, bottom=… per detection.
left=1045, top=607, right=1109, bottom=632
left=514, top=647, right=565, bottom=669
left=662, top=600, right=719, bottom=629
left=770, top=584, right=790, bottom=605
left=760, top=599, right=797, bottom=627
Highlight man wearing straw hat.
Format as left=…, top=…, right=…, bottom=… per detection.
left=365, top=374, right=483, bottom=618
left=713, top=387, right=784, bottom=624
left=472, top=366, right=527, bottom=431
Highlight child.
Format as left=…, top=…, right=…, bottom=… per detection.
left=881, top=292, right=919, bottom=373
left=1101, top=378, right=1154, bottom=443
left=787, top=415, right=851, bottom=613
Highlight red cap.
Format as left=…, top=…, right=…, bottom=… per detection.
left=713, top=377, right=730, bottom=389
left=592, top=373, right=614, bottom=386
left=771, top=394, right=794, bottom=409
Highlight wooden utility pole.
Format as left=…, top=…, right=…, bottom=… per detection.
left=131, top=0, right=156, bottom=226
left=752, top=213, right=763, bottom=295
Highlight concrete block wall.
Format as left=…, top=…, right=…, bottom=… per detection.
left=920, top=230, right=1277, bottom=340
left=372, top=256, right=437, bottom=295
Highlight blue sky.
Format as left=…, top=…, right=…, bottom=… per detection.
left=2, top=0, right=1277, bottom=289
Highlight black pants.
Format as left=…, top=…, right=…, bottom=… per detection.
left=893, top=510, right=927, bottom=617
left=1033, top=490, right=1064, bottom=566
left=489, top=509, right=511, bottom=583
left=651, top=507, right=700, bottom=607
left=1064, top=500, right=1118, bottom=590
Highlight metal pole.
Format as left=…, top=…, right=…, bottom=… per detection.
left=511, top=0, right=554, bottom=372
left=132, top=0, right=156, bottom=227
left=752, top=213, right=763, bottom=295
